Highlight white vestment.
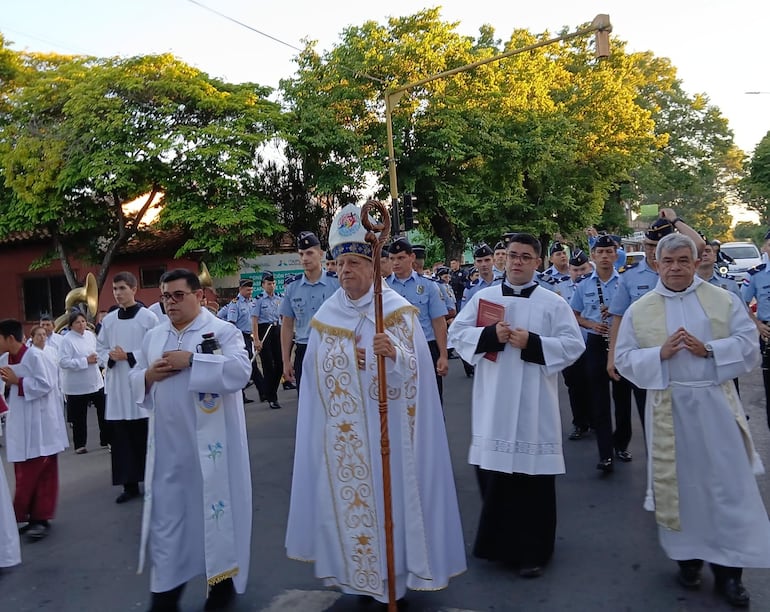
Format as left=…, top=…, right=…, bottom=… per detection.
left=448, top=283, right=585, bottom=474
left=616, top=278, right=770, bottom=567
left=147, top=302, right=168, bottom=325
left=96, top=306, right=158, bottom=420
left=129, top=309, right=252, bottom=593
left=0, top=453, right=21, bottom=567
left=286, top=284, right=466, bottom=602
left=5, top=346, right=69, bottom=463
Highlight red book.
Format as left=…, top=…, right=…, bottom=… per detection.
left=476, top=298, right=506, bottom=362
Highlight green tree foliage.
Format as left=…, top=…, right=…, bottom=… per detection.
left=0, top=48, right=284, bottom=288
left=732, top=221, right=767, bottom=246
left=279, top=11, right=672, bottom=258
left=743, top=131, right=770, bottom=225
left=627, top=57, right=739, bottom=239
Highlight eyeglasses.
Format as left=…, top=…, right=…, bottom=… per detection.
left=507, top=252, right=536, bottom=263
left=159, top=291, right=194, bottom=303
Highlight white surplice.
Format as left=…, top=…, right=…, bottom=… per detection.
left=448, top=283, right=585, bottom=475
left=96, top=306, right=158, bottom=420
left=0, top=453, right=21, bottom=567
left=129, top=309, right=252, bottom=593
left=5, top=346, right=69, bottom=463
left=286, top=284, right=466, bottom=602
left=615, top=277, right=770, bottom=567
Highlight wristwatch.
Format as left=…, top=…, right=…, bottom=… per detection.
left=672, top=217, right=683, bottom=226
left=189, top=354, right=194, bottom=368
left=704, top=343, right=714, bottom=358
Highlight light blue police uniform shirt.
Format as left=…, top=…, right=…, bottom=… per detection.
left=608, top=260, right=658, bottom=317
left=569, top=269, right=620, bottom=336
left=461, top=275, right=502, bottom=309
left=386, top=271, right=447, bottom=341
left=251, top=293, right=282, bottom=325
left=217, top=305, right=229, bottom=320
left=741, top=263, right=770, bottom=321
left=279, top=273, right=340, bottom=344
left=227, top=294, right=254, bottom=333
left=708, top=272, right=741, bottom=299
left=437, top=281, right=456, bottom=312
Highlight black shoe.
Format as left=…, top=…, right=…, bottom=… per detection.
left=147, top=584, right=185, bottom=612
left=116, top=488, right=140, bottom=504
left=715, top=577, right=750, bottom=608
left=677, top=565, right=702, bottom=590
left=448, top=350, right=460, bottom=359
left=283, top=382, right=296, bottom=390
left=26, top=522, right=50, bottom=541
left=568, top=427, right=587, bottom=440
left=615, top=449, right=633, bottom=462
left=519, top=565, right=544, bottom=578
left=269, top=401, right=282, bottom=410
left=204, top=578, right=236, bottom=611
left=596, top=458, right=614, bottom=473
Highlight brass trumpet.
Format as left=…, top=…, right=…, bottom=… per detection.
left=54, top=272, right=99, bottom=332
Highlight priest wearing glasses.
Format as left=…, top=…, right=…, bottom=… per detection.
left=448, top=232, right=584, bottom=579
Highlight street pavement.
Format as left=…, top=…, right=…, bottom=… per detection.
left=3, top=357, right=770, bottom=611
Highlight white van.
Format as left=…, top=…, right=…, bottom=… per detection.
left=718, top=242, right=762, bottom=283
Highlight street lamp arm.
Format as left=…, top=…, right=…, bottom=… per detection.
left=386, top=14, right=612, bottom=104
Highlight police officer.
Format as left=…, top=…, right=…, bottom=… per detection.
left=449, top=258, right=468, bottom=312
left=544, top=241, right=570, bottom=278
left=462, top=244, right=502, bottom=308
left=434, top=266, right=457, bottom=320
left=492, top=241, right=507, bottom=278
left=561, top=250, right=594, bottom=439
left=251, top=271, right=283, bottom=410
left=387, top=236, right=449, bottom=401
left=280, top=231, right=340, bottom=393
left=742, top=236, right=770, bottom=428
left=325, top=250, right=338, bottom=276
left=698, top=240, right=741, bottom=297
left=411, top=244, right=430, bottom=276
left=228, top=278, right=264, bottom=403
left=569, top=234, right=620, bottom=473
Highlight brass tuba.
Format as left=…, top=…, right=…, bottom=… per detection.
left=54, top=272, right=99, bottom=332
left=199, top=262, right=219, bottom=315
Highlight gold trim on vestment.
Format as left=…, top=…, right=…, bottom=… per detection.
left=207, top=567, right=239, bottom=586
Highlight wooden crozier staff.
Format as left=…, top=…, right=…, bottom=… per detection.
left=360, top=199, right=397, bottom=611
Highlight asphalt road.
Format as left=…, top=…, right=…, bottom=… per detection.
left=3, top=358, right=770, bottom=611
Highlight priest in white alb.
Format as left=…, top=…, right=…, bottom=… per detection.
left=448, top=232, right=585, bottom=578
left=286, top=203, right=466, bottom=605
left=615, top=233, right=770, bottom=608
left=129, top=269, right=252, bottom=612
left=0, top=319, right=69, bottom=542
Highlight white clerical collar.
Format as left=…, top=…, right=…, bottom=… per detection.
left=655, top=275, right=702, bottom=297
left=503, top=278, right=537, bottom=295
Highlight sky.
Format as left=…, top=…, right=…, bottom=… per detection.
left=2, top=0, right=768, bottom=156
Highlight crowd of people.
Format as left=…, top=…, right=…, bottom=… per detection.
left=1, top=204, right=770, bottom=611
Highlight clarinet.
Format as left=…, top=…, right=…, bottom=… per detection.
left=595, top=278, right=610, bottom=351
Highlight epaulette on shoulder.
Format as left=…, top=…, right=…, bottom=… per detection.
left=538, top=274, right=558, bottom=286
left=230, top=297, right=238, bottom=303
left=718, top=271, right=736, bottom=280
left=325, top=270, right=338, bottom=278
left=748, top=263, right=766, bottom=275
left=575, top=272, right=592, bottom=284
left=284, top=273, right=301, bottom=286
left=618, top=262, right=639, bottom=273
left=556, top=274, right=570, bottom=282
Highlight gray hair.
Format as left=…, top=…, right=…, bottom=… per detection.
left=655, top=233, right=697, bottom=261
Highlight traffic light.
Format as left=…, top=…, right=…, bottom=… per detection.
left=403, top=193, right=418, bottom=231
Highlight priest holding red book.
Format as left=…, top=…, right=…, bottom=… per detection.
left=448, top=232, right=584, bottom=578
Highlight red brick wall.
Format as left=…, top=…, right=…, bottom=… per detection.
left=0, top=244, right=200, bottom=324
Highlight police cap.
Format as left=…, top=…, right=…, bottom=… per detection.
left=569, top=249, right=589, bottom=266
left=297, top=231, right=321, bottom=250
left=389, top=236, right=413, bottom=255
left=474, top=243, right=494, bottom=259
